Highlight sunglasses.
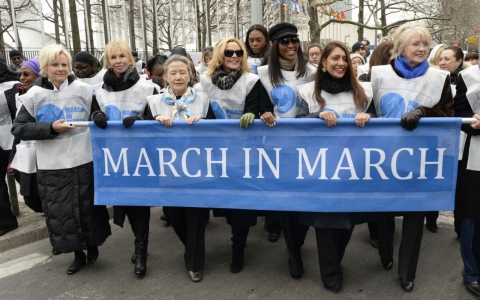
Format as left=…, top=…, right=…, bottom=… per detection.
left=224, top=49, right=244, bottom=57
left=73, top=66, right=90, bottom=73
left=279, top=37, right=300, bottom=46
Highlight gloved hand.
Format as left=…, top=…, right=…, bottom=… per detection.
left=240, top=113, right=255, bottom=128
left=401, top=108, right=424, bottom=131
left=92, top=111, right=107, bottom=129
left=123, top=116, right=142, bottom=129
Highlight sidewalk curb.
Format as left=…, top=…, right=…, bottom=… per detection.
left=0, top=206, right=115, bottom=253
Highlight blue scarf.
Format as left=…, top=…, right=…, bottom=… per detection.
left=161, top=86, right=197, bottom=120
left=394, top=55, right=429, bottom=79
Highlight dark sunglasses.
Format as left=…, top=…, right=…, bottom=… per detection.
left=279, top=37, right=300, bottom=46
left=224, top=49, right=244, bottom=57
left=73, top=66, right=90, bottom=73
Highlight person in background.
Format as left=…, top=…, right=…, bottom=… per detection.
left=452, top=53, right=480, bottom=300
left=350, top=53, right=365, bottom=79
left=245, top=24, right=270, bottom=73
left=0, top=52, right=20, bottom=236
left=146, top=54, right=168, bottom=89
left=465, top=52, right=479, bottom=66
left=451, top=41, right=461, bottom=48
left=73, top=51, right=106, bottom=85
left=91, top=40, right=160, bottom=278
left=363, top=38, right=371, bottom=58
left=427, top=44, right=447, bottom=67
left=306, top=44, right=323, bottom=68
left=351, top=42, right=367, bottom=63
left=12, top=44, right=111, bottom=274
left=196, top=46, right=213, bottom=75
left=132, top=50, right=146, bottom=75
left=370, top=22, right=453, bottom=292
left=9, top=50, right=23, bottom=72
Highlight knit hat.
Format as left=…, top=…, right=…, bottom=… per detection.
left=351, top=42, right=365, bottom=54
left=9, top=49, right=21, bottom=58
left=170, top=47, right=188, bottom=58
left=21, top=58, right=41, bottom=76
left=350, top=53, right=365, bottom=65
left=74, top=51, right=94, bottom=65
left=268, top=22, right=298, bottom=42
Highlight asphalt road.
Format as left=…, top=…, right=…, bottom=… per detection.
left=0, top=209, right=474, bottom=300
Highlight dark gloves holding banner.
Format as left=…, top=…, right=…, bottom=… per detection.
left=123, top=116, right=142, bottom=129
left=93, top=111, right=107, bottom=129
left=240, top=113, right=255, bottom=128
left=401, top=108, right=424, bottom=131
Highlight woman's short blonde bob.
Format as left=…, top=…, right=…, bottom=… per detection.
left=38, top=44, right=72, bottom=77
left=206, top=38, right=251, bottom=76
left=103, top=40, right=135, bottom=69
left=393, top=22, right=432, bottom=58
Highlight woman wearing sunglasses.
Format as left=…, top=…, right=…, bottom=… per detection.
left=245, top=24, right=270, bottom=74
left=198, top=37, right=273, bottom=274
left=296, top=41, right=373, bottom=292
left=257, top=22, right=316, bottom=281
left=73, top=51, right=106, bottom=86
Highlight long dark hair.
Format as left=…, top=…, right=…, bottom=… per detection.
left=268, top=37, right=308, bottom=87
left=314, top=41, right=368, bottom=111
left=245, top=24, right=270, bottom=58
left=366, top=41, right=393, bottom=81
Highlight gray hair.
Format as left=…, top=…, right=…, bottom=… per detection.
left=163, top=54, right=195, bottom=86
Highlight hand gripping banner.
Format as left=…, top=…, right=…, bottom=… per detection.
left=90, top=118, right=461, bottom=212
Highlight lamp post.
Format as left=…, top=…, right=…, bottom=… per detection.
left=344, top=35, right=350, bottom=45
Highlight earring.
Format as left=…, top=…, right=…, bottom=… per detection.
left=322, top=67, right=327, bottom=72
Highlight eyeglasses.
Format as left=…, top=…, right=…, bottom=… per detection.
left=309, top=52, right=321, bottom=57
left=279, top=37, right=300, bottom=46
left=224, top=49, right=244, bottom=57
left=73, top=66, right=90, bottom=73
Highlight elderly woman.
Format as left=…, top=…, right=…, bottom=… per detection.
left=91, top=40, right=160, bottom=277
left=296, top=41, right=373, bottom=292
left=73, top=51, right=106, bottom=85
left=146, top=54, right=211, bottom=282
left=257, top=22, right=316, bottom=280
left=0, top=53, right=20, bottom=236
left=11, top=44, right=111, bottom=274
left=245, top=24, right=270, bottom=73
left=452, top=55, right=480, bottom=299
left=370, top=22, right=453, bottom=292
left=198, top=37, right=273, bottom=274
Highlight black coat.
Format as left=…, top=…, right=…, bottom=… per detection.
left=11, top=75, right=111, bottom=252
left=453, top=73, right=480, bottom=221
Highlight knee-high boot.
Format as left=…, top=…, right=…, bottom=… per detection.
left=134, top=230, right=148, bottom=277
left=231, top=226, right=249, bottom=274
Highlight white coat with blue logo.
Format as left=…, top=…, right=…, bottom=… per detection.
left=147, top=90, right=210, bottom=119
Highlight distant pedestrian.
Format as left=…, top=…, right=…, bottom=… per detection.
left=9, top=50, right=23, bottom=72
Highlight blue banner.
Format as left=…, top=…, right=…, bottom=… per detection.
left=90, top=118, right=461, bottom=212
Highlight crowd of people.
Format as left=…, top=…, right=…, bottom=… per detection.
left=1, top=21, right=480, bottom=298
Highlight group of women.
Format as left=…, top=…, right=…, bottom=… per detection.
left=2, top=20, right=479, bottom=297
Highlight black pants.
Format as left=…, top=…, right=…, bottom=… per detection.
left=163, top=207, right=209, bottom=272
left=425, top=211, right=439, bottom=224
left=315, top=227, right=354, bottom=288
left=0, top=149, right=17, bottom=230
left=377, top=212, right=425, bottom=281
left=265, top=211, right=282, bottom=235
left=368, top=222, right=378, bottom=240
left=125, top=206, right=150, bottom=255
left=279, top=212, right=309, bottom=276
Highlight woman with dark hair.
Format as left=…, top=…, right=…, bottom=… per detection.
left=440, top=46, right=469, bottom=85
left=245, top=24, right=270, bottom=73
left=296, top=41, right=373, bottom=292
left=306, top=44, right=323, bottom=68
left=73, top=51, right=106, bottom=85
left=257, top=22, right=316, bottom=281
left=358, top=40, right=394, bottom=82
left=465, top=52, right=479, bottom=66
left=0, top=52, right=20, bottom=236
left=146, top=54, right=168, bottom=88
left=12, top=44, right=111, bottom=274
left=370, top=22, right=453, bottom=292
left=91, top=40, right=160, bottom=278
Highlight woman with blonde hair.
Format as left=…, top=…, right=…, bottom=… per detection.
left=196, top=46, right=213, bottom=75
left=12, top=44, right=111, bottom=275
left=198, top=37, right=273, bottom=274
left=370, top=22, right=453, bottom=292
left=91, top=40, right=160, bottom=277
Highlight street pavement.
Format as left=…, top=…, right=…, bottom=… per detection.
left=0, top=200, right=475, bottom=300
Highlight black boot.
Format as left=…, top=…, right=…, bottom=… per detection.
left=230, top=247, right=244, bottom=274
left=66, top=251, right=86, bottom=275
left=87, top=246, right=99, bottom=263
left=134, top=238, right=148, bottom=277
left=230, top=226, right=249, bottom=274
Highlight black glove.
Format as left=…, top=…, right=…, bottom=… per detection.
left=92, top=111, right=107, bottom=129
left=123, top=116, right=142, bottom=129
left=401, top=108, right=424, bottom=131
